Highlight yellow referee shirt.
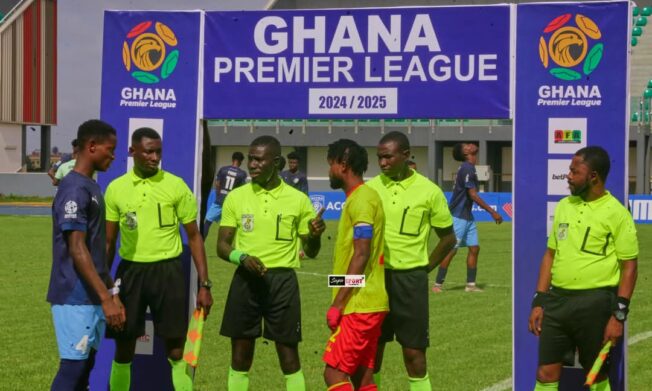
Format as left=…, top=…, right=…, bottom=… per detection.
left=548, top=192, right=638, bottom=289
left=367, top=171, right=453, bottom=270
left=105, top=169, right=197, bottom=262
left=221, top=180, right=316, bottom=269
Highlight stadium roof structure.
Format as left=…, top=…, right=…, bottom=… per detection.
left=0, top=0, right=57, bottom=125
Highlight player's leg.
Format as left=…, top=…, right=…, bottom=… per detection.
left=111, top=339, right=137, bottom=391
left=536, top=290, right=574, bottom=390
left=394, top=269, right=431, bottom=390
left=153, top=258, right=194, bottom=390
left=374, top=269, right=396, bottom=386
left=433, top=217, right=464, bottom=292
left=352, top=312, right=386, bottom=390
left=573, top=290, right=615, bottom=391
left=107, top=260, right=147, bottom=391
left=163, top=337, right=192, bottom=391
left=50, top=305, right=104, bottom=391
left=203, top=203, right=222, bottom=239
left=464, top=221, right=482, bottom=292
left=221, top=267, right=264, bottom=390
left=352, top=366, right=377, bottom=390
left=263, top=269, right=305, bottom=390
left=275, top=342, right=306, bottom=390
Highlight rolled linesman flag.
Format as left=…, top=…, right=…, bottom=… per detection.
left=183, top=308, right=205, bottom=367
left=584, top=341, right=612, bottom=386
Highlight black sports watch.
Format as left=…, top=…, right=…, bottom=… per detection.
left=199, top=279, right=213, bottom=290
left=239, top=253, right=249, bottom=264
left=613, top=308, right=627, bottom=322
left=612, top=296, right=630, bottom=322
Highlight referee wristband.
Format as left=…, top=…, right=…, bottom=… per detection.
left=531, top=291, right=550, bottom=308
left=229, top=249, right=245, bottom=265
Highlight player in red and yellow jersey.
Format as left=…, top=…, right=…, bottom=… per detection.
left=323, top=139, right=388, bottom=391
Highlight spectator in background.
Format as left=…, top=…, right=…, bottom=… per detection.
left=204, top=152, right=247, bottom=239
left=48, top=139, right=79, bottom=186
left=281, top=151, right=308, bottom=194
left=407, top=159, right=417, bottom=171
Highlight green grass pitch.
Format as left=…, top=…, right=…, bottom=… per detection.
left=1, top=216, right=650, bottom=390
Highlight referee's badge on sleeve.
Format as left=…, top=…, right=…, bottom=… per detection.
left=557, top=223, right=569, bottom=240
left=242, top=214, right=254, bottom=232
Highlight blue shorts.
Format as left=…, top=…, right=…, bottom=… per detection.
left=51, top=304, right=105, bottom=360
left=452, top=217, right=479, bottom=248
left=205, top=203, right=222, bottom=223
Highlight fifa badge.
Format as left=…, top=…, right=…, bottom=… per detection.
left=557, top=223, right=569, bottom=240
left=242, top=214, right=254, bottom=232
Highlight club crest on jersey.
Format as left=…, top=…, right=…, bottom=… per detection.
left=125, top=212, right=138, bottom=230
left=557, top=223, right=569, bottom=240
left=242, top=214, right=254, bottom=232
left=64, top=200, right=78, bottom=219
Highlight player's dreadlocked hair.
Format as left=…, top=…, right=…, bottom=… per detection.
left=327, top=139, right=368, bottom=177
left=452, top=143, right=466, bottom=162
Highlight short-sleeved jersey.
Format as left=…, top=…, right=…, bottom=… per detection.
left=215, top=165, right=247, bottom=205
left=55, top=159, right=76, bottom=180
left=367, top=171, right=453, bottom=270
left=48, top=171, right=109, bottom=305
left=104, top=169, right=197, bottom=262
left=547, top=192, right=639, bottom=289
left=221, top=180, right=315, bottom=269
left=332, top=184, right=388, bottom=315
left=280, top=170, right=309, bottom=194
left=449, top=162, right=478, bottom=220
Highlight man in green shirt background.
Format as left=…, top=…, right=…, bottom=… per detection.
left=48, top=138, right=79, bottom=186
left=217, top=135, right=325, bottom=391
left=529, top=146, right=638, bottom=391
left=367, top=131, right=456, bottom=391
left=105, top=127, right=213, bottom=391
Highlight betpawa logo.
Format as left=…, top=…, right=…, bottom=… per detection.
left=122, top=21, right=179, bottom=84
left=539, top=14, right=603, bottom=81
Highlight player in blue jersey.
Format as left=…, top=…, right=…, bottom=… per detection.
left=433, top=143, right=503, bottom=293
left=281, top=151, right=309, bottom=195
left=204, top=151, right=247, bottom=238
left=48, top=119, right=125, bottom=391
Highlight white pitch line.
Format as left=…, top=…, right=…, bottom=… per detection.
left=478, top=330, right=652, bottom=391
left=479, top=378, right=512, bottom=391
left=628, top=330, right=652, bottom=346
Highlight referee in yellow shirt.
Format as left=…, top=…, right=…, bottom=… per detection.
left=217, top=135, right=325, bottom=391
left=529, top=146, right=638, bottom=391
left=367, top=131, right=456, bottom=391
left=105, top=127, right=213, bottom=391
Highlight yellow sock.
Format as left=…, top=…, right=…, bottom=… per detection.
left=408, top=374, right=431, bottom=391
left=228, top=367, right=249, bottom=391
left=534, top=380, right=559, bottom=390
left=109, top=361, right=131, bottom=391
left=590, top=378, right=611, bottom=391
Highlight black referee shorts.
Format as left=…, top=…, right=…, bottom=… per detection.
left=220, top=267, right=302, bottom=344
left=538, top=286, right=616, bottom=372
left=379, top=267, right=429, bottom=349
left=107, top=258, right=188, bottom=340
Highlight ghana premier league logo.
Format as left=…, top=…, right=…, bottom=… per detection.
left=539, top=14, right=603, bottom=81
left=122, top=21, right=179, bottom=84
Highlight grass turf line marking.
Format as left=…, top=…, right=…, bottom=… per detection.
left=478, top=330, right=652, bottom=391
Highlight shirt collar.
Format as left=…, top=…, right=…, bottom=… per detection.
left=379, top=169, right=417, bottom=189
left=569, top=191, right=611, bottom=209
left=129, top=168, right=163, bottom=184
left=252, top=178, right=284, bottom=199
